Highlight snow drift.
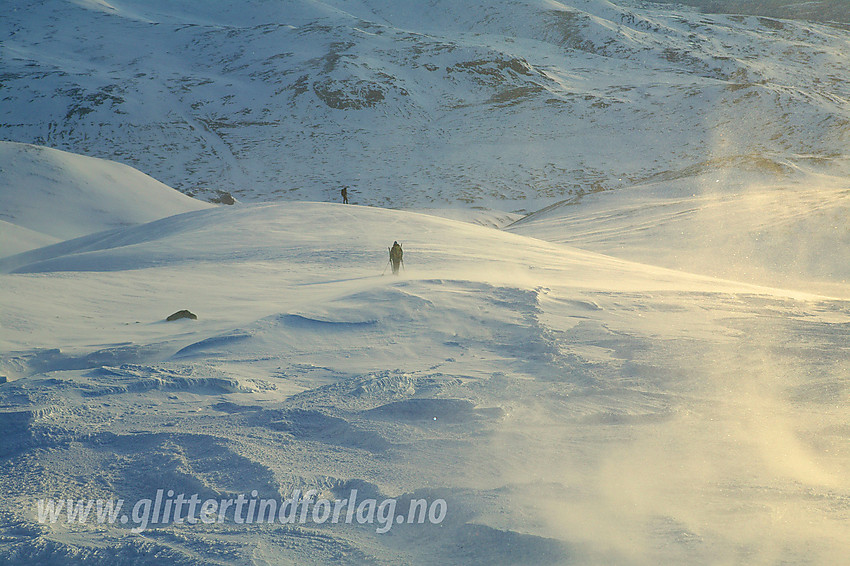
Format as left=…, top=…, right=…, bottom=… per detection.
left=0, top=141, right=211, bottom=255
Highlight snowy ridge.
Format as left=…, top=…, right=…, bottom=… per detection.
left=2, top=149, right=850, bottom=564
left=0, top=142, right=212, bottom=255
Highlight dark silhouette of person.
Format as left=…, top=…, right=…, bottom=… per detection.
left=389, top=241, right=403, bottom=275
left=341, top=187, right=349, bottom=204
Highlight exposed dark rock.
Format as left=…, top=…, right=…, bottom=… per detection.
left=166, top=310, right=197, bottom=322
left=210, top=191, right=236, bottom=205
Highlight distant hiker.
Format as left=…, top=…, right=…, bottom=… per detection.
left=341, top=186, right=349, bottom=204
left=389, top=241, right=403, bottom=275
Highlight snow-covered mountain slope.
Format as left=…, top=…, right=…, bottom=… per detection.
left=508, top=164, right=850, bottom=296
left=2, top=163, right=850, bottom=564
left=650, top=0, right=850, bottom=24
left=2, top=0, right=848, bottom=208
left=0, top=141, right=212, bottom=255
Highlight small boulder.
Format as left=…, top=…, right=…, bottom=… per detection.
left=210, top=191, right=236, bottom=205
left=166, top=310, right=197, bottom=322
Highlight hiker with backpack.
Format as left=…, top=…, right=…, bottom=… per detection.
left=389, top=241, right=403, bottom=275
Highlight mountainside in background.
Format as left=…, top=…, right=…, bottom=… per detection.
left=649, top=0, right=850, bottom=25
left=2, top=0, right=849, bottom=209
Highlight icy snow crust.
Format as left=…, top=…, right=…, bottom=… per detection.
left=1, top=145, right=850, bottom=565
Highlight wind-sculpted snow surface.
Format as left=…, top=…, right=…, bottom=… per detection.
left=2, top=0, right=849, bottom=208
left=2, top=189, right=850, bottom=564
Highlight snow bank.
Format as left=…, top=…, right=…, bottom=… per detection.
left=0, top=142, right=212, bottom=255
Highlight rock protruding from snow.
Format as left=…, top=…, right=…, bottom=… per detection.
left=210, top=191, right=236, bottom=205
left=166, top=310, right=198, bottom=321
